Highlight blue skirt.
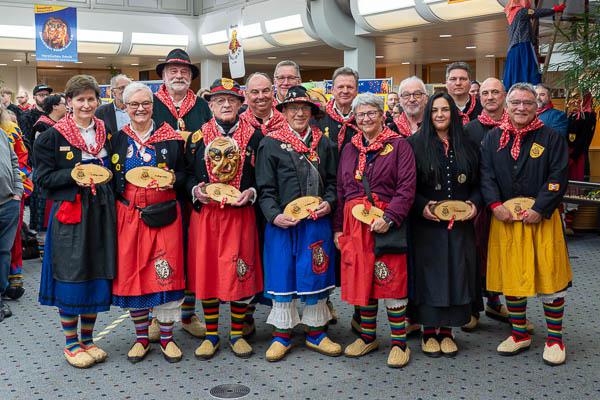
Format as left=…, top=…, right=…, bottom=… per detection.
left=503, top=41, right=541, bottom=89
left=263, top=218, right=336, bottom=305
left=112, top=290, right=184, bottom=309
left=38, top=206, right=112, bottom=315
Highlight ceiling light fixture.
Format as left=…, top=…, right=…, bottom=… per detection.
left=130, top=63, right=139, bottom=66
left=466, top=45, right=477, bottom=49
left=485, top=54, right=495, bottom=58
left=439, top=34, right=452, bottom=38
left=97, top=56, right=106, bottom=59
left=441, top=58, right=450, bottom=61
left=376, top=55, right=385, bottom=59
left=402, top=62, right=410, bottom=65
left=56, top=65, right=64, bottom=68
left=12, top=59, right=22, bottom=62
left=267, top=56, right=277, bottom=60
left=265, top=14, right=303, bottom=33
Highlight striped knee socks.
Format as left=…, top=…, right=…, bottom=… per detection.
left=272, top=328, right=292, bottom=347
left=159, top=321, right=174, bottom=348
left=79, top=313, right=97, bottom=347
left=305, top=326, right=326, bottom=345
left=244, top=303, right=256, bottom=324
left=438, top=326, right=453, bottom=339
left=506, top=296, right=529, bottom=341
left=486, top=294, right=503, bottom=312
left=230, top=302, right=247, bottom=344
left=422, top=326, right=437, bottom=340
left=387, top=306, right=407, bottom=350
left=360, top=300, right=378, bottom=344
left=59, top=310, right=80, bottom=352
left=181, top=290, right=196, bottom=324
left=130, top=309, right=150, bottom=347
left=543, top=297, right=565, bottom=347
left=202, top=298, right=220, bottom=345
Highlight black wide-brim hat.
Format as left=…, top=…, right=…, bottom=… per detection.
left=205, top=78, right=245, bottom=102
left=275, top=85, right=320, bottom=116
left=156, top=48, right=199, bottom=80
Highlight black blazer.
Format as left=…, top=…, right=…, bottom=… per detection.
left=109, top=127, right=186, bottom=196
left=95, top=103, right=118, bottom=136
left=34, top=127, right=112, bottom=201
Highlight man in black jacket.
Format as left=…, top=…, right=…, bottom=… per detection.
left=19, top=84, right=53, bottom=150
left=95, top=74, right=131, bottom=136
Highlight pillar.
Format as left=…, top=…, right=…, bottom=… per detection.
left=200, top=59, right=222, bottom=90
left=344, top=37, right=376, bottom=79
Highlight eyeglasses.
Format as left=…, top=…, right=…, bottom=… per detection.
left=113, top=86, right=128, bottom=92
left=275, top=75, right=300, bottom=83
left=212, top=97, right=240, bottom=106
left=127, top=101, right=153, bottom=109
left=400, top=91, right=426, bottom=100
left=481, top=90, right=502, bottom=96
left=508, top=100, right=536, bottom=107
left=285, top=105, right=311, bottom=114
left=355, top=111, right=380, bottom=120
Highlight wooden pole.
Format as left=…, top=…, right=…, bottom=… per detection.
left=541, top=1, right=566, bottom=80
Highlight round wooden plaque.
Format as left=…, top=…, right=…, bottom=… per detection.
left=125, top=166, right=175, bottom=189
left=204, top=183, right=242, bottom=204
left=503, top=197, right=536, bottom=220
left=351, top=203, right=384, bottom=225
left=283, top=196, right=322, bottom=220
left=71, top=164, right=112, bottom=185
left=431, top=200, right=472, bottom=221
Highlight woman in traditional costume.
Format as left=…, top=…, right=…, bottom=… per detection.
left=334, top=93, right=416, bottom=368
left=35, top=75, right=116, bottom=368
left=186, top=79, right=264, bottom=359
left=110, top=82, right=186, bottom=363
left=407, top=92, right=480, bottom=358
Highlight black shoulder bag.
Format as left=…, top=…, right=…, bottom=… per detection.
left=118, top=197, right=177, bottom=228
left=361, top=176, right=408, bottom=256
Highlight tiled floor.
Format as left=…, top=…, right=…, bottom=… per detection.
left=1, top=234, right=599, bottom=400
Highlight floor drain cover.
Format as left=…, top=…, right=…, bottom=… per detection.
left=210, top=384, right=251, bottom=399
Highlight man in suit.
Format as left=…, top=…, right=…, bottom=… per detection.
left=95, top=74, right=131, bottom=136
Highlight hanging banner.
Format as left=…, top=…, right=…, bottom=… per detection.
left=34, top=5, right=78, bottom=63
left=227, top=8, right=245, bottom=79
left=323, top=78, right=393, bottom=94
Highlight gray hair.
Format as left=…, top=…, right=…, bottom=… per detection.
left=110, top=74, right=132, bottom=88
left=535, top=83, right=552, bottom=94
left=445, top=61, right=471, bottom=80
left=274, top=60, right=301, bottom=80
left=122, top=82, right=153, bottom=104
left=246, top=72, right=273, bottom=86
left=398, top=76, right=427, bottom=94
left=352, top=92, right=384, bottom=114
left=507, top=82, right=537, bottom=100
left=332, top=67, right=359, bottom=86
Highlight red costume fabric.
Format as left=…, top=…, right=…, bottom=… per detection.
left=338, top=198, right=407, bottom=306
left=112, top=184, right=185, bottom=296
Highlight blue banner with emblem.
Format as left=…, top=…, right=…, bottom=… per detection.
left=34, top=5, right=78, bottom=63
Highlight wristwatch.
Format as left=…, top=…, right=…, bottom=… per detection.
left=382, top=215, right=394, bottom=228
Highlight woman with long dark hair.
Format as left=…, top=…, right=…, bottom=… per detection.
left=407, top=92, right=480, bottom=358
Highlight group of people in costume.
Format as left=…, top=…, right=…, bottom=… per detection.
left=11, top=33, right=573, bottom=370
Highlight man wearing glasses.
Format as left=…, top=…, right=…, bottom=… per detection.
left=389, top=76, right=428, bottom=137
left=273, top=60, right=302, bottom=105
left=95, top=74, right=132, bottom=136
left=19, top=84, right=53, bottom=148
left=481, top=82, right=571, bottom=366
left=445, top=62, right=482, bottom=125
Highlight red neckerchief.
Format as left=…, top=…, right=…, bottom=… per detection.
left=392, top=112, right=414, bottom=137
left=325, top=99, right=357, bottom=151
left=155, top=84, right=197, bottom=131
left=34, top=115, right=57, bottom=128
left=458, top=95, right=478, bottom=125
left=18, top=104, right=31, bottom=111
left=498, top=117, right=544, bottom=160
left=122, top=122, right=182, bottom=151
left=241, top=107, right=286, bottom=136
left=202, top=117, right=256, bottom=189
left=351, top=127, right=399, bottom=181
left=53, top=114, right=106, bottom=156
left=478, top=109, right=509, bottom=127
left=536, top=101, right=554, bottom=116
left=439, top=136, right=450, bottom=157
left=269, top=124, right=324, bottom=164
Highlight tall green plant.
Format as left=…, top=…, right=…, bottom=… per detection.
left=556, top=4, right=600, bottom=99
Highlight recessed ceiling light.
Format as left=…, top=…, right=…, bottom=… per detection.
left=158, top=58, right=165, bottom=61
left=30, top=54, right=36, bottom=57
left=439, top=34, right=452, bottom=38
left=485, top=54, right=495, bottom=58
left=466, top=46, right=477, bottom=49
left=130, top=63, right=139, bottom=66
left=375, top=55, right=384, bottom=59
left=75, top=61, right=83, bottom=64
left=97, top=56, right=106, bottom=59
left=267, top=56, right=277, bottom=60
left=12, top=59, right=22, bottom=62
left=56, top=65, right=64, bottom=68
left=402, top=62, right=410, bottom=65
left=441, top=58, right=450, bottom=61
left=0, top=63, right=7, bottom=66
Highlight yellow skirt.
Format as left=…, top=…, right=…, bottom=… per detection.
left=486, top=210, right=572, bottom=297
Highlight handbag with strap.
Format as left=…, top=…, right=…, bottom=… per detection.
left=361, top=176, right=408, bottom=256
left=118, top=196, right=177, bottom=228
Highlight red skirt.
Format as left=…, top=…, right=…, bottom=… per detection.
left=187, top=202, right=263, bottom=301
left=113, top=184, right=185, bottom=296
left=339, top=198, right=407, bottom=306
